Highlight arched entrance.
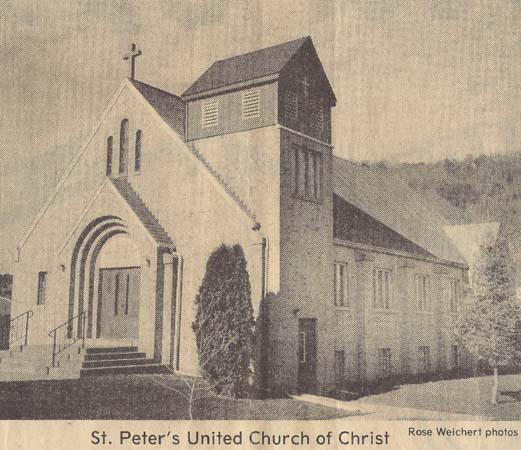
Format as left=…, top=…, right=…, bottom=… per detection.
left=67, top=216, right=143, bottom=342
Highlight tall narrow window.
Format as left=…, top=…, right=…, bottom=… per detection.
left=119, top=119, right=129, bottom=175
left=334, top=262, right=349, bottom=307
left=106, top=136, right=113, bottom=176
left=37, top=272, right=47, bottom=305
left=414, top=274, right=429, bottom=311
left=373, top=269, right=392, bottom=309
left=378, top=348, right=392, bottom=376
left=293, top=147, right=300, bottom=194
left=303, top=150, right=310, bottom=196
left=242, top=89, right=260, bottom=119
left=334, top=350, right=345, bottom=386
left=293, top=147, right=322, bottom=200
left=202, top=99, right=219, bottom=128
left=135, top=130, right=142, bottom=173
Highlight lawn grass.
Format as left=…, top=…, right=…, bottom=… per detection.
left=357, top=373, right=521, bottom=420
left=0, top=374, right=356, bottom=420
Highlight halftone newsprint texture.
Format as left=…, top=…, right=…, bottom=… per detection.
left=0, top=0, right=520, bottom=449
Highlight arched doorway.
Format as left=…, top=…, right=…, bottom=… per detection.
left=67, top=216, right=143, bottom=341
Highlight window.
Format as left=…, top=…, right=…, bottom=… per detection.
left=292, top=146, right=322, bottom=200
left=312, top=153, right=322, bottom=198
left=303, top=150, right=309, bottom=195
left=418, top=346, right=431, bottom=374
left=414, top=274, right=429, bottom=311
left=452, top=344, right=460, bottom=368
left=298, top=331, right=306, bottom=363
left=286, top=90, right=298, bottom=122
left=242, top=89, right=260, bottom=119
left=293, top=147, right=300, bottom=195
left=202, top=99, right=219, bottom=128
left=106, top=136, right=113, bottom=176
left=378, top=348, right=392, bottom=376
left=37, top=272, right=47, bottom=305
left=449, top=278, right=460, bottom=312
left=373, top=269, right=392, bottom=309
left=334, top=350, right=345, bottom=386
left=334, top=262, right=349, bottom=307
left=135, top=130, right=142, bottom=173
left=119, top=119, right=129, bottom=175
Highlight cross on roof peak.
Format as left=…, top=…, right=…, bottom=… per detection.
left=123, top=43, right=142, bottom=80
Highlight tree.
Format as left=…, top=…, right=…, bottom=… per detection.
left=454, top=238, right=521, bottom=404
left=192, top=244, right=255, bottom=398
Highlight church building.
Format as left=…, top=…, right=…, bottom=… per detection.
left=3, top=37, right=469, bottom=394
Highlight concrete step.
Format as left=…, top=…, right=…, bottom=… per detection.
left=80, top=364, right=166, bottom=377
left=82, top=358, right=155, bottom=369
left=86, top=346, right=138, bottom=354
left=84, top=351, right=145, bottom=361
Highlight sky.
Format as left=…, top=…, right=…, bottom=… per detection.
left=0, top=0, right=520, bottom=259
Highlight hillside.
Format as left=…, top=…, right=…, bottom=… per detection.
left=364, top=153, right=521, bottom=225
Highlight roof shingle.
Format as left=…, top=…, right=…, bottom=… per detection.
left=182, top=37, right=309, bottom=98
left=333, top=156, right=466, bottom=264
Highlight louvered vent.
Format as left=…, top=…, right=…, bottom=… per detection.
left=202, top=99, right=219, bottom=127
left=286, top=90, right=298, bottom=122
left=242, top=89, right=260, bottom=119
left=312, top=101, right=324, bottom=133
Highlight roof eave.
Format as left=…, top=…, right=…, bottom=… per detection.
left=181, top=73, right=279, bottom=101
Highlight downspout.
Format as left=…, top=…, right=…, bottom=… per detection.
left=170, top=251, right=183, bottom=372
left=261, top=237, right=267, bottom=301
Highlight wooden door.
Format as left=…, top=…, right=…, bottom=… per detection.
left=298, top=318, right=317, bottom=393
left=97, top=267, right=140, bottom=339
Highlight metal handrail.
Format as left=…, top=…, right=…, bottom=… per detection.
left=9, top=310, right=33, bottom=347
left=48, top=310, right=86, bottom=368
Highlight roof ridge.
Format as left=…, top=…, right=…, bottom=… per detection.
left=214, top=36, right=309, bottom=64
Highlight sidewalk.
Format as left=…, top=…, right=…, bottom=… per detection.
left=293, top=394, right=487, bottom=420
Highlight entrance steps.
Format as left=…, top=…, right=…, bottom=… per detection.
left=0, top=343, right=166, bottom=381
left=80, top=346, right=166, bottom=377
left=0, top=344, right=84, bottom=382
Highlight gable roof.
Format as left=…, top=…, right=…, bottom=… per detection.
left=333, top=194, right=435, bottom=258
left=129, top=79, right=185, bottom=136
left=333, top=156, right=467, bottom=265
left=182, top=37, right=310, bottom=99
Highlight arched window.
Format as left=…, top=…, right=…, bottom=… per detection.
left=135, top=130, right=142, bottom=173
left=106, top=136, right=113, bottom=176
left=119, top=119, right=129, bottom=175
